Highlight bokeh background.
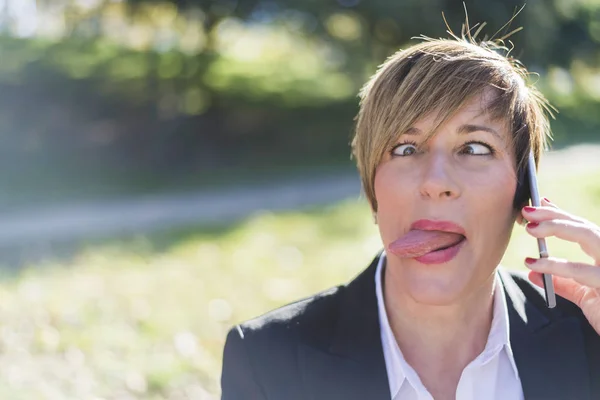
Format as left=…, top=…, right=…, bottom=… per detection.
left=0, top=0, right=599, bottom=398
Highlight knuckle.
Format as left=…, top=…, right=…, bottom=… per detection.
left=569, top=262, right=592, bottom=279
left=582, top=225, right=600, bottom=243
left=570, top=262, right=586, bottom=272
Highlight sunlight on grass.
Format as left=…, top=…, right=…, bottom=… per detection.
left=0, top=169, right=598, bottom=398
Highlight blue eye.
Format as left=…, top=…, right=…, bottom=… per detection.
left=461, top=142, right=493, bottom=156
left=392, top=143, right=417, bottom=157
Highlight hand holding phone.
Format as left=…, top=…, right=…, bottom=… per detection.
left=527, top=150, right=557, bottom=308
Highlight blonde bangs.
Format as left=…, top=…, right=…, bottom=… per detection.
left=352, top=38, right=554, bottom=211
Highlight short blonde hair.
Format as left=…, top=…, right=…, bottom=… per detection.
left=351, top=37, right=554, bottom=211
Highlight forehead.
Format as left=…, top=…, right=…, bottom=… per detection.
left=410, top=88, right=510, bottom=137
left=459, top=88, right=503, bottom=117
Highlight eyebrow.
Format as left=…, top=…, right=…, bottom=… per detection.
left=403, top=124, right=501, bottom=139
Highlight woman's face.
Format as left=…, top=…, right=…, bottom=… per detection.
left=374, top=89, right=519, bottom=305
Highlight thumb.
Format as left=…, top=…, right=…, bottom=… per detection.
left=528, top=271, right=583, bottom=306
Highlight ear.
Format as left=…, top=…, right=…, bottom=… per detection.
left=514, top=203, right=528, bottom=226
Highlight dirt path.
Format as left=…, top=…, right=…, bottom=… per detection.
left=1, top=144, right=598, bottom=246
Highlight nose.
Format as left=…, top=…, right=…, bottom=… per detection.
left=419, top=152, right=461, bottom=200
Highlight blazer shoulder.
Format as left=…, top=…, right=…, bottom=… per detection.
left=221, top=285, right=347, bottom=398
left=501, top=268, right=600, bottom=394
left=235, top=284, right=345, bottom=348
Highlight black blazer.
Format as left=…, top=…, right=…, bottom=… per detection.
left=221, top=254, right=600, bottom=399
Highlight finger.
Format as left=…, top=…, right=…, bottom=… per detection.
left=526, top=219, right=600, bottom=261
left=522, top=205, right=588, bottom=225
left=528, top=271, right=588, bottom=306
left=541, top=197, right=558, bottom=208
left=525, top=256, right=600, bottom=288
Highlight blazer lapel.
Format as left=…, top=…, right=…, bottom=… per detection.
left=299, top=258, right=593, bottom=400
left=299, top=254, right=390, bottom=400
left=499, top=269, right=591, bottom=400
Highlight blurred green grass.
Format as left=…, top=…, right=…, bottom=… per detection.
left=0, top=167, right=598, bottom=399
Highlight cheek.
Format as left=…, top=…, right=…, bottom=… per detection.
left=373, top=163, right=415, bottom=211
left=466, top=165, right=518, bottom=235
left=477, top=165, right=517, bottom=206
left=373, top=164, right=414, bottom=241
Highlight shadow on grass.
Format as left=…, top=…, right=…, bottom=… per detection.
left=0, top=200, right=355, bottom=276
left=0, top=220, right=239, bottom=275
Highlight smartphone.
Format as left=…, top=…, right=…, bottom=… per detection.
left=527, top=150, right=557, bottom=308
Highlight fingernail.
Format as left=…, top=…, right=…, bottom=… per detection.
left=523, top=206, right=536, bottom=213
left=525, top=257, right=538, bottom=265
left=543, top=197, right=552, bottom=203
left=527, top=222, right=539, bottom=228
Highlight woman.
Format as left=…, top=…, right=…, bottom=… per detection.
left=220, top=35, right=600, bottom=399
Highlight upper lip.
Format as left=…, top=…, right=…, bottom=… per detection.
left=410, top=219, right=467, bottom=237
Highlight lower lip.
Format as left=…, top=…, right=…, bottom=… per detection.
left=414, top=239, right=466, bottom=264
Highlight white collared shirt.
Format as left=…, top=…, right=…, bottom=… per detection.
left=375, top=252, right=524, bottom=400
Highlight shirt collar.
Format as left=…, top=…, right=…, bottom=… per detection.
left=375, top=251, right=519, bottom=398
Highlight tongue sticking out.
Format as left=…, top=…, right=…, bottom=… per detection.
left=388, top=230, right=465, bottom=258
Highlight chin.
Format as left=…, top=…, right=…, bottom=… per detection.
left=406, top=282, right=468, bottom=305
left=398, top=260, right=476, bottom=305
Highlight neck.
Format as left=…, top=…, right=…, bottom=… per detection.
left=382, top=264, right=496, bottom=390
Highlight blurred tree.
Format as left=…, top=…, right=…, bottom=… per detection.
left=123, top=0, right=599, bottom=67
left=0, top=0, right=597, bottom=207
